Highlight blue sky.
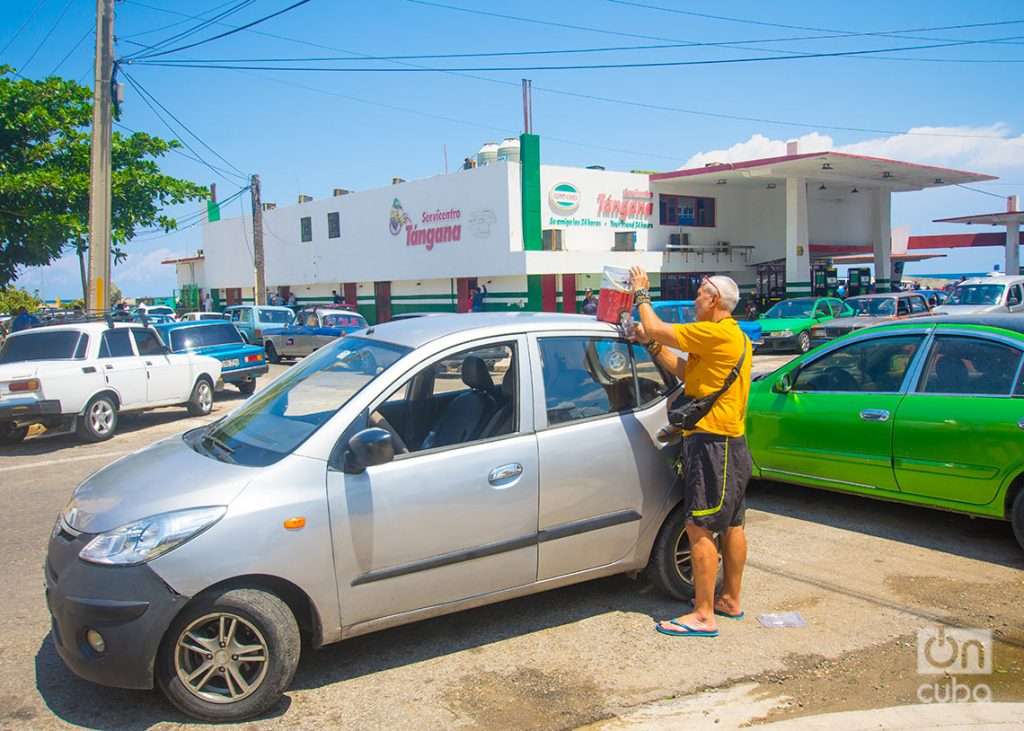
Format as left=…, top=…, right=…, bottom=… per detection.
left=5, top=0, right=1023, bottom=298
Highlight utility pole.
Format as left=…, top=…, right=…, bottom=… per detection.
left=86, top=0, right=115, bottom=315
left=251, top=174, right=266, bottom=306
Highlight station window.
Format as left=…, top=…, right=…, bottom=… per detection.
left=542, top=229, right=564, bottom=251
left=659, top=194, right=715, bottom=227
left=327, top=211, right=340, bottom=239
left=300, top=216, right=312, bottom=242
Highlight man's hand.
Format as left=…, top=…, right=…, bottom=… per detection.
left=630, top=266, right=650, bottom=291
left=631, top=321, right=651, bottom=344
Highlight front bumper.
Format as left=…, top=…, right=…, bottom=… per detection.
left=0, top=398, right=61, bottom=423
left=44, top=523, right=188, bottom=690
left=756, top=334, right=800, bottom=352
left=221, top=363, right=268, bottom=383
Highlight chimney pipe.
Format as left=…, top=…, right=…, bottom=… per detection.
left=333, top=188, right=351, bottom=196
left=297, top=194, right=313, bottom=204
left=786, top=140, right=799, bottom=156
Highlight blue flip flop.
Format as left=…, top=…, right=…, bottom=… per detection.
left=655, top=620, right=719, bottom=638
left=714, top=608, right=745, bottom=621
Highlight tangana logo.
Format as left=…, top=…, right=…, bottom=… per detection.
left=548, top=182, right=580, bottom=214
left=389, top=198, right=411, bottom=235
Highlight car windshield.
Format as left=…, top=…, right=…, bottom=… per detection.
left=0, top=331, right=85, bottom=363
left=763, top=299, right=815, bottom=318
left=843, top=297, right=895, bottom=317
left=197, top=336, right=411, bottom=466
left=947, top=284, right=1004, bottom=305
left=169, top=324, right=243, bottom=351
left=258, top=308, right=293, bottom=324
left=322, top=313, right=367, bottom=328
left=655, top=304, right=695, bottom=324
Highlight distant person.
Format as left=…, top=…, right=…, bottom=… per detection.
left=470, top=284, right=488, bottom=312
left=332, top=290, right=343, bottom=305
left=582, top=288, right=598, bottom=316
left=11, top=307, right=40, bottom=332
left=287, top=292, right=297, bottom=307
left=202, top=291, right=213, bottom=312
left=836, top=283, right=846, bottom=298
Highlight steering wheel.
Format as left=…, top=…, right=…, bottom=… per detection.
left=822, top=366, right=858, bottom=391
left=368, top=412, right=409, bottom=454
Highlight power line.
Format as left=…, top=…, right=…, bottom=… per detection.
left=955, top=183, right=1010, bottom=200
left=115, top=120, right=245, bottom=182
left=121, top=0, right=249, bottom=39
left=119, top=69, right=249, bottom=180
left=127, top=0, right=314, bottom=61
left=124, top=0, right=257, bottom=60
left=20, top=0, right=76, bottom=73
left=51, top=26, right=93, bottom=76
left=0, top=0, right=50, bottom=56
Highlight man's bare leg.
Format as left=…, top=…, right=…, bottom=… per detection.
left=657, top=522, right=718, bottom=632
left=716, top=525, right=747, bottom=616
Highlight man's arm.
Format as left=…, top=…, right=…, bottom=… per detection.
left=634, top=322, right=686, bottom=379
left=629, top=266, right=678, bottom=350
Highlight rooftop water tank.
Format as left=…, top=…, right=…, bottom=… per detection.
left=477, top=142, right=499, bottom=167
left=497, top=137, right=521, bottom=163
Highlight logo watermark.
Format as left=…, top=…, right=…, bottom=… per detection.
left=916, top=627, right=993, bottom=704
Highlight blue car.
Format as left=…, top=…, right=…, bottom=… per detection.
left=154, top=320, right=268, bottom=396
left=223, top=304, right=296, bottom=344
left=262, top=306, right=368, bottom=362
left=633, top=300, right=763, bottom=344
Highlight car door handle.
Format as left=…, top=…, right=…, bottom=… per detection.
left=1018, top=418, right=1024, bottom=431
left=860, top=409, right=890, bottom=422
left=488, top=463, right=523, bottom=485
left=145, top=360, right=153, bottom=366
left=104, top=364, right=114, bottom=370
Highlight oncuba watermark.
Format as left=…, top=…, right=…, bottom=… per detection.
left=916, top=626, right=993, bottom=704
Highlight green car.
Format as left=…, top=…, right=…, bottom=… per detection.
left=757, top=296, right=847, bottom=353
left=747, top=315, right=1024, bottom=551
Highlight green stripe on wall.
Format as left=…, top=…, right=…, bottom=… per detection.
left=521, top=133, right=542, bottom=252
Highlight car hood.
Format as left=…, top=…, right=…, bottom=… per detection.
left=63, top=433, right=253, bottom=534
left=933, top=304, right=1001, bottom=315
left=759, top=317, right=815, bottom=333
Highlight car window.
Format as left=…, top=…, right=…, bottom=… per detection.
left=918, top=336, right=1023, bottom=396
left=632, top=344, right=676, bottom=405
left=73, top=334, right=89, bottom=359
left=948, top=284, right=1004, bottom=306
left=539, top=337, right=637, bottom=425
left=0, top=331, right=84, bottom=363
left=228, top=309, right=242, bottom=322
left=322, top=313, right=366, bottom=328
left=239, top=309, right=253, bottom=323
left=99, top=329, right=135, bottom=358
left=304, top=313, right=319, bottom=328
left=170, top=324, right=243, bottom=351
left=829, top=301, right=846, bottom=317
left=131, top=329, right=164, bottom=356
left=909, top=296, right=928, bottom=314
left=258, top=308, right=293, bottom=324
left=374, top=342, right=518, bottom=454
left=813, top=302, right=830, bottom=317
left=793, top=335, right=923, bottom=392
left=652, top=305, right=682, bottom=323
left=897, top=299, right=910, bottom=316
left=1008, top=285, right=1023, bottom=307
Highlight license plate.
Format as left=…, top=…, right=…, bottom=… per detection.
left=222, top=359, right=240, bottom=368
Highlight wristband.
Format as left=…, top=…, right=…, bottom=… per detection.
left=646, top=340, right=662, bottom=356
left=635, top=292, right=652, bottom=307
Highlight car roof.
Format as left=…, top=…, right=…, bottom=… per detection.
left=881, top=314, right=1024, bottom=335
left=845, top=292, right=909, bottom=299
left=153, top=320, right=232, bottom=331
left=6, top=321, right=138, bottom=337
left=958, top=274, right=1024, bottom=286
left=651, top=300, right=695, bottom=307
left=365, top=312, right=620, bottom=349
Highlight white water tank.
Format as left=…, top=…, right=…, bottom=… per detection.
left=477, top=142, right=499, bottom=167
left=497, top=137, right=520, bottom=163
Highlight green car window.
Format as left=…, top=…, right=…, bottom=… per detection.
left=794, top=335, right=924, bottom=392
left=918, top=336, right=1023, bottom=396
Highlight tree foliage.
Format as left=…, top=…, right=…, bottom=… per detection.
left=0, top=66, right=208, bottom=289
left=0, top=287, right=41, bottom=314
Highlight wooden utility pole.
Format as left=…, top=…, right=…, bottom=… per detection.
left=251, top=174, right=266, bottom=305
left=86, top=0, right=115, bottom=315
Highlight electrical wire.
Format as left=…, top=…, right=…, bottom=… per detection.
left=112, top=120, right=245, bottom=183
left=131, top=184, right=250, bottom=241
left=127, top=0, right=314, bottom=61
left=50, top=26, right=93, bottom=76
left=124, top=0, right=257, bottom=61
left=20, top=0, right=77, bottom=74
left=119, top=69, right=249, bottom=181
left=121, top=0, right=250, bottom=39
left=955, top=184, right=1011, bottom=200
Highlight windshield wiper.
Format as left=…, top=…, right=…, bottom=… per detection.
left=201, top=431, right=235, bottom=461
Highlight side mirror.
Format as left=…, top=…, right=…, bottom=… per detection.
left=343, top=427, right=395, bottom=474
left=772, top=371, right=795, bottom=394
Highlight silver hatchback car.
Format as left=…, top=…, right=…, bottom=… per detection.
left=46, top=313, right=692, bottom=721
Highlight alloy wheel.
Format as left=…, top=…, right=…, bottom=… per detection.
left=89, top=400, right=114, bottom=435
left=673, top=530, right=694, bottom=586
left=198, top=382, right=213, bottom=412
left=174, top=613, right=269, bottom=704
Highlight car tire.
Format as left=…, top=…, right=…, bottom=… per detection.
left=1012, top=488, right=1024, bottom=552
left=187, top=377, right=215, bottom=417
left=237, top=380, right=256, bottom=396
left=797, top=331, right=811, bottom=353
left=76, top=394, right=118, bottom=442
left=646, top=505, right=723, bottom=601
left=156, top=587, right=300, bottom=723
left=265, top=343, right=280, bottom=365
left=0, top=422, right=29, bottom=445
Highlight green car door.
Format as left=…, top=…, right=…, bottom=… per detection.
left=892, top=331, right=1024, bottom=508
left=748, top=332, right=926, bottom=492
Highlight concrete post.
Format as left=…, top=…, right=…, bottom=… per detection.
left=872, top=189, right=893, bottom=290
left=1007, top=220, right=1020, bottom=276
left=785, top=177, right=810, bottom=297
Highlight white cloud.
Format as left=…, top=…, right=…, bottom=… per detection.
left=112, top=246, right=181, bottom=288
left=681, top=124, right=1024, bottom=173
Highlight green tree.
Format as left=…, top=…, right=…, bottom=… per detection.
left=0, top=287, right=41, bottom=314
left=0, top=67, right=208, bottom=294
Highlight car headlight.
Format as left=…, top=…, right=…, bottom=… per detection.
left=78, top=506, right=226, bottom=566
left=777, top=329, right=793, bottom=338
left=810, top=328, right=824, bottom=336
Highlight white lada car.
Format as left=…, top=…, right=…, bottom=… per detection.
left=0, top=321, right=222, bottom=443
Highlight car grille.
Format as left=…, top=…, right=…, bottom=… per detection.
left=825, top=327, right=852, bottom=337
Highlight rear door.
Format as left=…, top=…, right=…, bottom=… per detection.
left=893, top=332, right=1024, bottom=505
left=754, top=332, right=926, bottom=492
left=533, top=333, right=677, bottom=580
left=133, top=328, right=192, bottom=403
left=1007, top=283, right=1024, bottom=313
left=98, top=329, right=147, bottom=408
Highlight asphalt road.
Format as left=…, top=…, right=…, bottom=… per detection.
left=1, top=356, right=1021, bottom=729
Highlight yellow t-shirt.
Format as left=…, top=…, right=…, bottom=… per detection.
left=673, top=318, right=752, bottom=438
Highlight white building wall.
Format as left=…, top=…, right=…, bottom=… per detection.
left=808, top=186, right=874, bottom=245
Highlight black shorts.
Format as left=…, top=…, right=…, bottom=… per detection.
left=682, top=432, right=753, bottom=534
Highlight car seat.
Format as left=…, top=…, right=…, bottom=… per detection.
left=931, top=355, right=969, bottom=393
left=420, top=356, right=497, bottom=449
left=480, top=366, right=516, bottom=438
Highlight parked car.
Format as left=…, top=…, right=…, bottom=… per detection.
left=747, top=314, right=1024, bottom=552
left=0, top=321, right=221, bottom=443
left=263, top=306, right=368, bottom=362
left=46, top=313, right=695, bottom=721
left=154, top=321, right=267, bottom=396
left=633, top=300, right=763, bottom=344
left=132, top=312, right=175, bottom=326
left=180, top=312, right=229, bottom=322
left=224, top=304, right=295, bottom=345
left=915, top=289, right=948, bottom=308
left=757, top=296, right=848, bottom=353
left=133, top=304, right=177, bottom=321
left=934, top=274, right=1024, bottom=315
left=808, top=292, right=932, bottom=346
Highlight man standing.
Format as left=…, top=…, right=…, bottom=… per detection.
left=332, top=290, right=343, bottom=305
left=202, top=291, right=213, bottom=312
left=11, top=307, right=40, bottom=332
left=470, top=283, right=488, bottom=312
left=581, top=288, right=598, bottom=315
left=630, top=267, right=753, bottom=638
